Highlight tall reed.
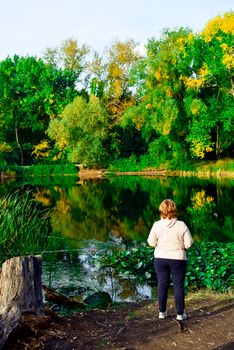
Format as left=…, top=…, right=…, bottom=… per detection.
left=0, top=189, right=51, bottom=265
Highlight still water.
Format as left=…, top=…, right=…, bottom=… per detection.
left=1, top=175, right=234, bottom=302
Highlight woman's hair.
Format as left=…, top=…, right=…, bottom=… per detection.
left=159, top=199, right=177, bottom=219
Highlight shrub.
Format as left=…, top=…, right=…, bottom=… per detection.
left=186, top=241, right=233, bottom=292
left=99, top=242, right=234, bottom=292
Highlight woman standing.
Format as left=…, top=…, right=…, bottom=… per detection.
left=147, top=199, right=193, bottom=320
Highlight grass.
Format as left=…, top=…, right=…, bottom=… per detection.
left=183, top=159, right=234, bottom=173
left=0, top=189, right=51, bottom=265
left=108, top=158, right=234, bottom=175
left=186, top=289, right=234, bottom=302
left=0, top=163, right=78, bottom=177
left=0, top=164, right=78, bottom=185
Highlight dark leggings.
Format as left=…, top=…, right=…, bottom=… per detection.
left=154, top=258, right=187, bottom=315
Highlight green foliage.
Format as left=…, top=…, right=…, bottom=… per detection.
left=99, top=242, right=233, bottom=292
left=20, top=164, right=77, bottom=176
left=114, top=13, right=234, bottom=166
left=109, top=155, right=141, bottom=172
left=99, top=245, right=153, bottom=280
left=0, top=189, right=51, bottom=265
left=47, top=95, right=111, bottom=167
left=0, top=165, right=78, bottom=187
left=0, top=12, right=233, bottom=169
left=0, top=55, right=77, bottom=165
left=177, top=159, right=234, bottom=172
left=185, top=242, right=233, bottom=291
left=0, top=164, right=77, bottom=176
left=108, top=157, right=234, bottom=173
left=183, top=24, right=234, bottom=159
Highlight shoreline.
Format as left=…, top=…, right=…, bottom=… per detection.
left=106, top=169, right=234, bottom=178
left=6, top=291, right=234, bottom=350
left=1, top=164, right=234, bottom=181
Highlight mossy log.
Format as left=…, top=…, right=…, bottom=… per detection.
left=0, top=255, right=43, bottom=349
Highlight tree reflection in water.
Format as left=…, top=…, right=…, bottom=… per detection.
left=1, top=175, right=233, bottom=301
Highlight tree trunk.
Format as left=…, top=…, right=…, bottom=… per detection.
left=15, top=124, right=24, bottom=165
left=0, top=255, right=43, bottom=349
left=215, top=124, right=222, bottom=160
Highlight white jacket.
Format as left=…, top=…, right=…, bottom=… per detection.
left=147, top=218, right=193, bottom=260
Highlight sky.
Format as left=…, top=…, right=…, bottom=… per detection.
left=0, top=0, right=233, bottom=60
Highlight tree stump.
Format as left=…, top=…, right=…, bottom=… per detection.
left=0, top=255, right=43, bottom=349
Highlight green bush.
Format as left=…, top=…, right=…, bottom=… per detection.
left=99, top=245, right=153, bottom=280
left=186, top=242, right=233, bottom=292
left=99, top=242, right=233, bottom=292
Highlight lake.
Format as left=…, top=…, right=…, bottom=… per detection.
left=1, top=174, right=233, bottom=302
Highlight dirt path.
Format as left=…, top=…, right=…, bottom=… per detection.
left=5, top=296, right=234, bottom=350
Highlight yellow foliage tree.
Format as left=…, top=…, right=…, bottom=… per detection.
left=106, top=39, right=141, bottom=122
left=202, top=12, right=234, bottom=42
left=31, top=140, right=51, bottom=159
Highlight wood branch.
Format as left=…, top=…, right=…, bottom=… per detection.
left=43, top=285, right=85, bottom=309
left=0, top=255, right=43, bottom=349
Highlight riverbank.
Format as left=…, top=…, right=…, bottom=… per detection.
left=107, top=169, right=234, bottom=178
left=106, top=159, right=234, bottom=178
left=5, top=291, right=234, bottom=350
left=0, top=159, right=234, bottom=178
left=78, top=166, right=234, bottom=180
left=1, top=159, right=234, bottom=181
left=77, top=159, right=234, bottom=179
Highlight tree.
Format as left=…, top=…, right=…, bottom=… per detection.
left=87, top=51, right=107, bottom=98
left=105, top=39, right=141, bottom=121
left=120, top=28, right=194, bottom=164
left=44, top=38, right=90, bottom=91
left=47, top=95, right=111, bottom=167
left=0, top=56, right=77, bottom=164
left=183, top=12, right=234, bottom=159
left=120, top=13, right=234, bottom=164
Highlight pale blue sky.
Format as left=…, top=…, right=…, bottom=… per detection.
left=0, top=0, right=233, bottom=59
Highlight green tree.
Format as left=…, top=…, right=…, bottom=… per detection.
left=47, top=95, right=110, bottom=167
left=184, top=12, right=234, bottom=159
left=0, top=55, right=77, bottom=164
left=121, top=28, right=193, bottom=165
left=120, top=12, right=234, bottom=165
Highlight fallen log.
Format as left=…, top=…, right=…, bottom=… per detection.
left=0, top=255, right=43, bottom=349
left=43, top=285, right=85, bottom=309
